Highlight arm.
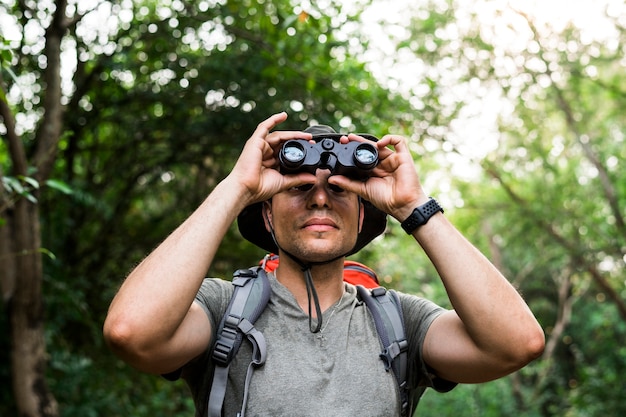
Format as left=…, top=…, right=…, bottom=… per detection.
left=415, top=214, right=545, bottom=383
left=103, top=112, right=313, bottom=374
left=330, top=134, right=545, bottom=383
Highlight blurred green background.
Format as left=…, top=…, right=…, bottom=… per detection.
left=1, top=0, right=624, bottom=415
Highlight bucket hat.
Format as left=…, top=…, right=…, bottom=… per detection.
left=237, top=125, right=387, bottom=255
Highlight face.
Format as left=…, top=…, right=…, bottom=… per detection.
left=263, top=170, right=364, bottom=263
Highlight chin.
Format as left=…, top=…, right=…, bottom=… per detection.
left=293, top=241, right=355, bottom=263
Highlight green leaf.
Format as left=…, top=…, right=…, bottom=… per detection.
left=45, top=179, right=74, bottom=195
left=21, top=176, right=40, bottom=189
left=38, top=247, right=57, bottom=260
left=2, top=176, right=23, bottom=193
left=0, top=48, right=12, bottom=64
left=3, top=64, right=20, bottom=87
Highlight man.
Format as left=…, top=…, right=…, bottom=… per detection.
left=103, top=112, right=544, bottom=416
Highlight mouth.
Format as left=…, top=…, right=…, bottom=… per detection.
left=301, top=217, right=338, bottom=232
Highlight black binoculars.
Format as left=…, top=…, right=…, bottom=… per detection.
left=278, top=138, right=378, bottom=180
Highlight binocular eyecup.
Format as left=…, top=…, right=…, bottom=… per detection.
left=279, top=138, right=378, bottom=180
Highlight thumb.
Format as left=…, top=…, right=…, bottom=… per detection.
left=327, top=175, right=366, bottom=195
left=279, top=172, right=317, bottom=191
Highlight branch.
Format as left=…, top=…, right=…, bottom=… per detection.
left=32, top=0, right=68, bottom=182
left=542, top=269, right=575, bottom=361
left=584, top=262, right=626, bottom=320
left=531, top=266, right=578, bottom=401
left=0, top=73, right=28, bottom=176
left=520, top=13, right=626, bottom=239
left=485, top=165, right=626, bottom=321
left=551, top=85, right=626, bottom=237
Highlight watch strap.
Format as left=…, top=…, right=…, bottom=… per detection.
left=400, top=198, right=444, bottom=234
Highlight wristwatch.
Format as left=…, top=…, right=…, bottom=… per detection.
left=400, top=198, right=444, bottom=234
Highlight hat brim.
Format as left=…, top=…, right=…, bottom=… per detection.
left=307, top=132, right=380, bottom=143
left=237, top=199, right=386, bottom=256
left=237, top=127, right=387, bottom=255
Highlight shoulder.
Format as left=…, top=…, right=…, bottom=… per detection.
left=196, top=277, right=235, bottom=302
left=396, top=291, right=457, bottom=393
left=194, top=277, right=235, bottom=326
left=397, top=291, right=447, bottom=318
left=396, top=291, right=448, bottom=344
left=197, top=276, right=236, bottom=296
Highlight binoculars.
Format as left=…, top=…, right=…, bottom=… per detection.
left=278, top=138, right=378, bottom=180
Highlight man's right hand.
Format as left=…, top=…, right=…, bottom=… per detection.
left=227, top=112, right=316, bottom=206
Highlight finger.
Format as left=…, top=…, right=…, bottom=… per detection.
left=378, top=134, right=409, bottom=152
left=377, top=135, right=414, bottom=162
left=346, top=133, right=370, bottom=143
left=327, top=175, right=366, bottom=196
left=278, top=172, right=317, bottom=191
left=265, top=130, right=313, bottom=148
left=347, top=133, right=395, bottom=160
left=253, top=112, right=289, bottom=138
left=260, top=145, right=278, bottom=167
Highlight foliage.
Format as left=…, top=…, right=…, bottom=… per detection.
left=385, top=0, right=626, bottom=415
left=1, top=0, right=625, bottom=415
left=0, top=0, right=412, bottom=415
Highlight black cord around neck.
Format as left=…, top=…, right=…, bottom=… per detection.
left=304, top=268, right=323, bottom=333
left=275, top=244, right=339, bottom=333
left=264, top=210, right=349, bottom=333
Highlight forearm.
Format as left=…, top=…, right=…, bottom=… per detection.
left=103, top=112, right=316, bottom=372
left=414, top=212, right=544, bottom=366
left=353, top=132, right=543, bottom=380
left=104, top=176, right=250, bottom=357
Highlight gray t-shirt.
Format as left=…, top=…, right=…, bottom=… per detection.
left=181, top=273, right=452, bottom=417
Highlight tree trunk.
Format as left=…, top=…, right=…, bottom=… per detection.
left=6, top=198, right=59, bottom=416
left=0, top=0, right=68, bottom=414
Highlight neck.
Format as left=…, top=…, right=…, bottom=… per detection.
left=275, top=254, right=345, bottom=315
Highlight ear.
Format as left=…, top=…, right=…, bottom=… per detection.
left=262, top=200, right=273, bottom=232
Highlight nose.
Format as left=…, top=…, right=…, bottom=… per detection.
left=306, top=171, right=332, bottom=209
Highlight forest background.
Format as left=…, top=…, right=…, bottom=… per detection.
left=1, top=0, right=624, bottom=416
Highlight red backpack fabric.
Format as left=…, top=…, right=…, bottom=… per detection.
left=260, top=254, right=380, bottom=289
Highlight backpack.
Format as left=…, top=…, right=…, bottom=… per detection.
left=208, top=255, right=410, bottom=417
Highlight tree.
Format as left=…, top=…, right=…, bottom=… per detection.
left=381, top=0, right=625, bottom=415
left=1, top=0, right=414, bottom=415
left=0, top=0, right=69, bottom=414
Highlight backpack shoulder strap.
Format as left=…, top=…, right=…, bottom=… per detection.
left=207, top=263, right=410, bottom=416
left=356, top=285, right=410, bottom=417
left=208, top=267, right=271, bottom=417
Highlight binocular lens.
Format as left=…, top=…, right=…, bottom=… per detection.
left=281, top=141, right=306, bottom=166
left=354, top=144, right=378, bottom=168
